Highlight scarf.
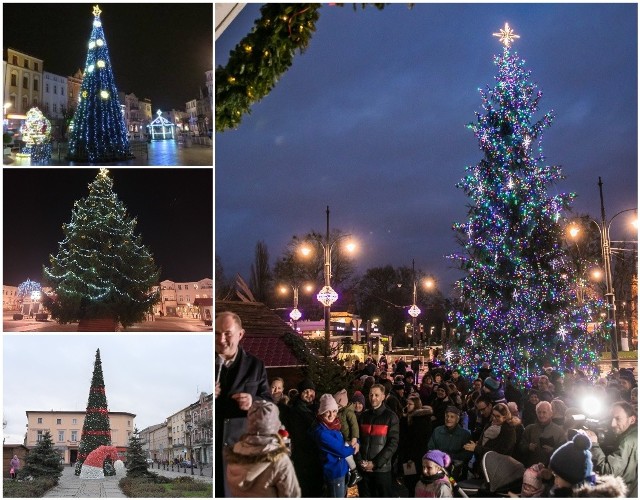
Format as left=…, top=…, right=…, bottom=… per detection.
left=317, top=414, right=342, bottom=431
left=419, top=470, right=446, bottom=485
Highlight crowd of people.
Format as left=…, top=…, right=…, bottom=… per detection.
left=216, top=311, right=637, bottom=498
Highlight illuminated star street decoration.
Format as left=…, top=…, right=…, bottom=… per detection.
left=289, top=307, right=302, bottom=321
left=444, top=349, right=454, bottom=363
left=493, top=22, right=520, bottom=47
left=408, top=304, right=421, bottom=318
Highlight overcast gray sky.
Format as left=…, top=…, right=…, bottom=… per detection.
left=2, top=335, right=212, bottom=442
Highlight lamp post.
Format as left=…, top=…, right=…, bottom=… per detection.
left=305, top=206, right=355, bottom=356
left=570, top=178, right=637, bottom=369
left=408, top=259, right=421, bottom=355
left=186, top=423, right=194, bottom=475
left=280, top=283, right=312, bottom=333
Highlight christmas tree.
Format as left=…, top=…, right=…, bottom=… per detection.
left=75, top=349, right=112, bottom=476
left=67, top=5, right=132, bottom=162
left=449, top=24, right=600, bottom=382
left=20, top=430, right=64, bottom=482
left=125, top=428, right=153, bottom=478
left=43, top=169, right=160, bottom=329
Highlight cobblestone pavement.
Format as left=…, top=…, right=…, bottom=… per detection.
left=43, top=467, right=126, bottom=498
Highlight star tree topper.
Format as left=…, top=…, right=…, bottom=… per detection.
left=93, top=5, right=101, bottom=18
left=493, top=22, right=520, bottom=47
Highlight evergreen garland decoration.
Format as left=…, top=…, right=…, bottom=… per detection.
left=216, top=3, right=321, bottom=132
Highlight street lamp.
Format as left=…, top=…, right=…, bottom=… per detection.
left=280, top=283, right=313, bottom=332
left=569, top=177, right=637, bottom=369
left=186, top=423, right=194, bottom=475
left=302, top=206, right=355, bottom=355
left=408, top=260, right=421, bottom=354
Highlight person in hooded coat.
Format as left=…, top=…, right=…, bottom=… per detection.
left=225, top=400, right=300, bottom=497
left=399, top=394, right=434, bottom=496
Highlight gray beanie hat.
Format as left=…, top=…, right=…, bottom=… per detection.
left=247, top=400, right=281, bottom=435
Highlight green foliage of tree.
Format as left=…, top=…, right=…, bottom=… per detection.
left=125, top=428, right=154, bottom=478
left=43, top=169, right=160, bottom=328
left=20, top=431, right=63, bottom=482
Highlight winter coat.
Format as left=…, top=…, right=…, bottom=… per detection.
left=550, top=474, right=628, bottom=497
left=414, top=475, right=453, bottom=497
left=590, top=424, right=638, bottom=497
left=337, top=404, right=360, bottom=441
left=517, top=421, right=567, bottom=466
left=10, top=457, right=20, bottom=470
left=399, top=408, right=434, bottom=467
left=357, top=403, right=400, bottom=473
left=428, top=424, right=473, bottom=463
left=474, top=420, right=517, bottom=461
left=280, top=396, right=324, bottom=497
left=225, top=435, right=301, bottom=497
left=312, top=421, right=355, bottom=481
left=484, top=387, right=507, bottom=405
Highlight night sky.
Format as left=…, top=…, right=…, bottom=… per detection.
left=3, top=168, right=213, bottom=285
left=3, top=2, right=213, bottom=111
left=215, top=3, right=638, bottom=294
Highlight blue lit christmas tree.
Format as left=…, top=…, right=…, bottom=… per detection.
left=43, top=169, right=159, bottom=328
left=448, top=24, right=600, bottom=382
left=67, top=5, right=132, bottom=162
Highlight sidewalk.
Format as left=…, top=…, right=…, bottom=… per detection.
left=148, top=463, right=213, bottom=483
left=43, top=467, right=126, bottom=498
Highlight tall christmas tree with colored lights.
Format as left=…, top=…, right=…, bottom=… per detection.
left=449, top=24, right=600, bottom=382
left=43, top=169, right=160, bottom=329
left=67, top=5, right=132, bottom=162
left=75, top=349, right=113, bottom=476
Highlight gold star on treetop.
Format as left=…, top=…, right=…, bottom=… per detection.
left=93, top=5, right=102, bottom=17
left=493, top=22, right=520, bottom=47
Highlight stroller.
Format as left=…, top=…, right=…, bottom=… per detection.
left=456, top=452, right=524, bottom=497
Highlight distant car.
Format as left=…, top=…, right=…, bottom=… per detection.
left=146, top=458, right=153, bottom=464
left=179, top=460, right=197, bottom=468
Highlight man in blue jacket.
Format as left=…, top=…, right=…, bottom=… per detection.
left=356, top=383, right=400, bottom=497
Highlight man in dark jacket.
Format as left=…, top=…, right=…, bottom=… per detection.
left=280, top=379, right=324, bottom=497
left=215, top=311, right=271, bottom=497
left=356, top=383, right=400, bottom=497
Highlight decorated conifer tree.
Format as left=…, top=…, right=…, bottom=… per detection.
left=75, top=349, right=113, bottom=476
left=43, top=169, right=160, bottom=329
left=448, top=24, right=600, bottom=383
left=125, top=428, right=153, bottom=478
left=67, top=5, right=132, bottom=162
left=20, top=430, right=64, bottom=482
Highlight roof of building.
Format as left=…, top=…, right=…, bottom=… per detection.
left=216, top=301, right=307, bottom=368
left=26, top=410, right=136, bottom=417
left=193, top=297, right=213, bottom=306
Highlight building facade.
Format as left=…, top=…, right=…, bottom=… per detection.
left=3, top=285, right=18, bottom=310
left=67, top=69, right=83, bottom=116
left=25, top=410, right=135, bottom=465
left=186, top=392, right=212, bottom=465
left=4, top=48, right=43, bottom=117
left=118, top=92, right=152, bottom=140
left=42, top=71, right=67, bottom=120
left=157, top=278, right=213, bottom=317
left=140, top=423, right=169, bottom=463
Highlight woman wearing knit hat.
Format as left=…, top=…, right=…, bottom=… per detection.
left=311, top=394, right=358, bottom=497
left=225, top=400, right=301, bottom=497
left=415, top=450, right=453, bottom=497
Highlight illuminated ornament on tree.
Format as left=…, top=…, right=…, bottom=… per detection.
left=408, top=304, right=421, bottom=318
left=558, top=326, right=568, bottom=341
left=512, top=289, right=519, bottom=301
left=523, top=134, right=532, bottom=149
left=67, top=4, right=132, bottom=162
left=289, top=307, right=302, bottom=321
left=317, top=285, right=338, bottom=307
left=444, top=349, right=454, bottom=363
